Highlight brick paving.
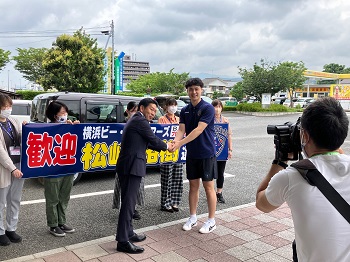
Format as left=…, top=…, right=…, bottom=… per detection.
left=3, top=203, right=294, bottom=262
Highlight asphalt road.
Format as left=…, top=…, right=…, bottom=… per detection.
left=2, top=112, right=350, bottom=260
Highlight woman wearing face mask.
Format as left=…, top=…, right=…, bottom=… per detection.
left=44, top=101, right=80, bottom=237
left=0, top=94, right=24, bottom=246
left=211, top=99, right=233, bottom=204
left=158, top=98, right=184, bottom=212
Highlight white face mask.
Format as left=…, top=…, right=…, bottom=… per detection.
left=56, top=114, right=68, bottom=123
left=168, top=106, right=177, bottom=114
left=0, top=109, right=12, bottom=119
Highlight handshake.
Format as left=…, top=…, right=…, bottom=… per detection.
left=166, top=140, right=181, bottom=152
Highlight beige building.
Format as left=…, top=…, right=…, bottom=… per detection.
left=202, top=78, right=238, bottom=96
left=122, top=55, right=150, bottom=84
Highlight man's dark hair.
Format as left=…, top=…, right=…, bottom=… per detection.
left=301, top=97, right=349, bottom=150
left=0, top=93, right=13, bottom=108
left=138, top=98, right=158, bottom=111
left=45, top=100, right=69, bottom=122
left=185, top=78, right=204, bottom=89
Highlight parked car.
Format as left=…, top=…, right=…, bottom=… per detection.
left=283, top=98, right=298, bottom=107
left=218, top=97, right=238, bottom=106
left=154, top=94, right=177, bottom=113
left=178, top=95, right=213, bottom=105
left=273, top=97, right=287, bottom=105
left=176, top=99, right=186, bottom=116
left=293, top=97, right=314, bottom=108
left=304, top=98, right=316, bottom=108
left=30, top=92, right=164, bottom=185
left=12, top=99, right=31, bottom=123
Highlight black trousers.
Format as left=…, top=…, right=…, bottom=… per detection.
left=116, top=174, right=142, bottom=242
left=216, top=161, right=227, bottom=189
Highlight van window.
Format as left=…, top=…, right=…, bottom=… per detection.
left=63, top=100, right=80, bottom=121
left=12, top=104, right=30, bottom=115
left=86, top=103, right=119, bottom=123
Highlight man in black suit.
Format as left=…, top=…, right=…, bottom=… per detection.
left=115, top=98, right=172, bottom=254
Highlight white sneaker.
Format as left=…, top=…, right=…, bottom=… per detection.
left=182, top=218, right=197, bottom=231
left=199, top=221, right=216, bottom=234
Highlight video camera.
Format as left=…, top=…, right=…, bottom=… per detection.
left=267, top=117, right=302, bottom=161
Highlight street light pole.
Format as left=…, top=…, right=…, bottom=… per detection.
left=111, top=20, right=115, bottom=95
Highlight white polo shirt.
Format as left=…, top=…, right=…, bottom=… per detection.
left=265, top=154, right=350, bottom=262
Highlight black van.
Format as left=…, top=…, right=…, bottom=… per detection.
left=31, top=92, right=163, bottom=123
left=30, top=92, right=164, bottom=184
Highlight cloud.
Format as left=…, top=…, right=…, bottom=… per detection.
left=1, top=0, right=350, bottom=89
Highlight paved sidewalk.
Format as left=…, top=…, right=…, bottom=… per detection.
left=4, top=203, right=294, bottom=262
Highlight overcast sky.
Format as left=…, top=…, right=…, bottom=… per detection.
left=0, top=0, right=349, bottom=89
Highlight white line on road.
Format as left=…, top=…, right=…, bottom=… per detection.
left=21, top=173, right=236, bottom=206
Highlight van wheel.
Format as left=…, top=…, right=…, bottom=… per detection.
left=73, top=173, right=83, bottom=186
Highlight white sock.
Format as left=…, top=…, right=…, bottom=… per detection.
left=190, top=215, right=197, bottom=222
left=208, top=218, right=215, bottom=225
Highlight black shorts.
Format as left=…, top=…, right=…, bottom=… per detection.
left=186, top=157, right=218, bottom=181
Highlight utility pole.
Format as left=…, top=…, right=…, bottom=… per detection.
left=111, top=20, right=115, bottom=95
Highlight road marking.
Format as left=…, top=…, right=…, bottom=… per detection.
left=20, top=173, right=235, bottom=206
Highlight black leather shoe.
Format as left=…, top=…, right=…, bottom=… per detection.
left=0, top=234, right=11, bottom=246
left=117, top=241, right=144, bottom=254
left=5, top=231, right=22, bottom=243
left=172, top=206, right=179, bottom=212
left=129, top=233, right=146, bottom=242
left=133, top=210, right=141, bottom=220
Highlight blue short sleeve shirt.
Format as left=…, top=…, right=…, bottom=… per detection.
left=180, top=99, right=215, bottom=159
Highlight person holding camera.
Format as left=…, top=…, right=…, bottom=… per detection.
left=256, top=97, right=350, bottom=262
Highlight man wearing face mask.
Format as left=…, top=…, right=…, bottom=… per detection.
left=0, top=94, right=24, bottom=246
left=158, top=98, right=184, bottom=212
left=256, top=97, right=350, bottom=262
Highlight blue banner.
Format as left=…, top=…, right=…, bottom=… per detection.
left=21, top=123, right=229, bottom=179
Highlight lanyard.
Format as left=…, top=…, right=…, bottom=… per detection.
left=165, top=114, right=175, bottom=124
left=0, top=120, right=15, bottom=144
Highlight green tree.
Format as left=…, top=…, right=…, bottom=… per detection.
left=127, top=69, right=189, bottom=95
left=238, top=59, right=280, bottom=100
left=239, top=59, right=306, bottom=103
left=0, top=49, right=11, bottom=72
left=276, top=61, right=306, bottom=105
left=230, top=81, right=244, bottom=100
left=41, top=30, right=105, bottom=92
left=323, top=63, right=349, bottom=73
left=13, top=47, right=48, bottom=84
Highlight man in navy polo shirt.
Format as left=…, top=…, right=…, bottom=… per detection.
left=172, top=78, right=217, bottom=233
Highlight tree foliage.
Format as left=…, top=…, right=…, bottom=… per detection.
left=0, top=49, right=11, bottom=72
left=127, top=69, right=189, bottom=95
left=13, top=47, right=48, bottom=84
left=41, top=30, right=105, bottom=92
left=323, top=63, right=350, bottom=74
left=230, top=81, right=244, bottom=100
left=238, top=59, right=306, bottom=102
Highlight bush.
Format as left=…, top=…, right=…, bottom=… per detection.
left=16, top=90, right=46, bottom=100
left=224, top=102, right=301, bottom=112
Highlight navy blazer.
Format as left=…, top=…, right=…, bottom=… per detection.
left=116, top=112, right=167, bottom=177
